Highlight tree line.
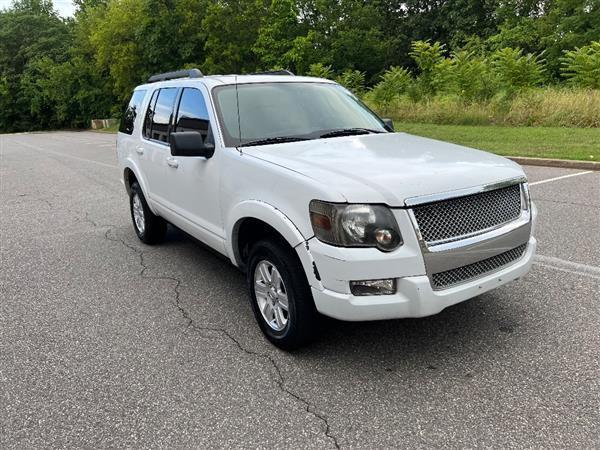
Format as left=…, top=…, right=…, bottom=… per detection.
left=0, top=0, right=598, bottom=132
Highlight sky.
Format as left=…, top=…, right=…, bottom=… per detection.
left=0, top=0, right=76, bottom=17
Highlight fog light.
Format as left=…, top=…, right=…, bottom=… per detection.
left=350, top=279, right=396, bottom=296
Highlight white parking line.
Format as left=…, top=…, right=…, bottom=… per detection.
left=529, top=171, right=593, bottom=186
left=535, top=254, right=600, bottom=280
left=7, top=138, right=117, bottom=169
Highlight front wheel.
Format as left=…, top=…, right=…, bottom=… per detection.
left=247, top=238, right=320, bottom=350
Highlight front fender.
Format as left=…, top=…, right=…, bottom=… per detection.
left=226, top=200, right=323, bottom=290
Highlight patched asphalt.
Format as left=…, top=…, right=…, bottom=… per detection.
left=1, top=131, right=599, bottom=448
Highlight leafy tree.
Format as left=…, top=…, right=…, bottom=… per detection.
left=253, top=0, right=304, bottom=71
left=409, top=40, right=446, bottom=96
left=445, top=51, right=497, bottom=101
left=336, top=69, right=366, bottom=95
left=491, top=47, right=545, bottom=91
left=202, top=0, right=265, bottom=74
left=369, top=66, right=413, bottom=107
left=561, top=41, right=600, bottom=88
left=306, top=62, right=334, bottom=79
left=0, top=0, right=71, bottom=131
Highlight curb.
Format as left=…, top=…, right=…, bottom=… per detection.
left=508, top=156, right=600, bottom=171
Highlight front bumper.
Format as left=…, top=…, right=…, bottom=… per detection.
left=311, top=236, right=536, bottom=321
left=297, top=202, right=537, bottom=322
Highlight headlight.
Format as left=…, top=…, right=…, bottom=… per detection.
left=309, top=200, right=402, bottom=251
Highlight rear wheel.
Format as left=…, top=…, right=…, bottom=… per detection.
left=247, top=238, right=320, bottom=350
left=129, top=182, right=167, bottom=245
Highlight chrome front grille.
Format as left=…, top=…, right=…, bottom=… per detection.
left=431, top=244, right=527, bottom=290
left=412, top=184, right=522, bottom=244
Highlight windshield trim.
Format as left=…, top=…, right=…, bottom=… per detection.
left=210, top=81, right=387, bottom=148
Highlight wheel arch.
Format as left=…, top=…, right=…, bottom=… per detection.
left=227, top=201, right=305, bottom=268
left=226, top=201, right=322, bottom=290
left=121, top=162, right=158, bottom=215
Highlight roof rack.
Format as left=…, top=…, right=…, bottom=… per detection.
left=148, top=68, right=203, bottom=83
left=248, top=70, right=295, bottom=76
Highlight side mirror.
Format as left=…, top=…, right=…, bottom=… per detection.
left=382, top=118, right=394, bottom=132
left=169, top=131, right=215, bottom=158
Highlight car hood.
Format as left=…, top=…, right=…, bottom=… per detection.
left=241, top=132, right=525, bottom=206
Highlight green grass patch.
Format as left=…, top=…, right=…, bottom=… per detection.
left=397, top=123, right=600, bottom=161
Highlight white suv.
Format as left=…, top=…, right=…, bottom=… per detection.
left=117, top=69, right=537, bottom=349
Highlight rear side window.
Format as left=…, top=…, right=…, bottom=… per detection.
left=147, top=88, right=178, bottom=143
left=174, top=88, right=210, bottom=140
left=143, top=90, right=159, bottom=139
left=119, top=90, right=146, bottom=135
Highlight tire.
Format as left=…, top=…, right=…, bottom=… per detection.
left=247, top=238, right=320, bottom=350
left=129, top=182, right=167, bottom=245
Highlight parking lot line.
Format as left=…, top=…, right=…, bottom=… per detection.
left=6, top=138, right=117, bottom=169
left=535, top=254, right=600, bottom=280
left=529, top=171, right=593, bottom=186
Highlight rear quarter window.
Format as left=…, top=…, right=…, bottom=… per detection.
left=119, top=90, right=147, bottom=135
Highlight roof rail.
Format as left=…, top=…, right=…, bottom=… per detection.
left=248, top=70, right=295, bottom=76
left=147, top=68, right=203, bottom=83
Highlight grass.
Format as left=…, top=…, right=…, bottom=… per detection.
left=370, top=88, right=600, bottom=128
left=396, top=123, right=600, bottom=161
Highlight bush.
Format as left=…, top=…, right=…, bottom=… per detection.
left=491, top=47, right=545, bottom=91
left=444, top=51, right=498, bottom=101
left=336, top=69, right=366, bottom=95
left=368, top=88, right=600, bottom=128
left=409, top=40, right=446, bottom=96
left=306, top=63, right=335, bottom=79
left=368, top=66, right=412, bottom=109
left=561, top=42, right=600, bottom=89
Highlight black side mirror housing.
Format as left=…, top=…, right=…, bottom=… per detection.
left=383, top=118, right=394, bottom=132
left=169, top=131, right=215, bottom=158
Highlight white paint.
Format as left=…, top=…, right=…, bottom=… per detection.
left=7, top=138, right=117, bottom=169
left=535, top=254, right=600, bottom=280
left=117, top=76, right=539, bottom=322
left=529, top=171, right=593, bottom=186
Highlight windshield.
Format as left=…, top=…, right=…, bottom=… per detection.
left=212, top=82, right=388, bottom=147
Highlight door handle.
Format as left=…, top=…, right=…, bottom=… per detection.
left=135, top=147, right=144, bottom=155
left=166, top=157, right=179, bottom=168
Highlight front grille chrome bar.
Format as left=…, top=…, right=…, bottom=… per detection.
left=404, top=176, right=527, bottom=207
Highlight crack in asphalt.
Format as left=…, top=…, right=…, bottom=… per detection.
left=89, top=216, right=340, bottom=448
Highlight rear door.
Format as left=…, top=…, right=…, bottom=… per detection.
left=139, top=87, right=179, bottom=207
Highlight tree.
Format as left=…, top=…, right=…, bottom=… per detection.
left=0, top=0, right=71, bottom=131
left=202, top=0, right=266, bottom=74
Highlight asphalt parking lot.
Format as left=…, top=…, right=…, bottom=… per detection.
left=1, top=131, right=599, bottom=448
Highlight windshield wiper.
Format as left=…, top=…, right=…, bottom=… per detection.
left=240, top=136, right=309, bottom=147
left=319, top=128, right=384, bottom=138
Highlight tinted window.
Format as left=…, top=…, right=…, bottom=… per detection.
left=148, top=88, right=178, bottom=143
left=143, top=90, right=159, bottom=139
left=174, top=88, right=210, bottom=140
left=119, top=90, right=146, bottom=135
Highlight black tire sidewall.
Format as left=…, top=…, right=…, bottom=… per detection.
left=129, top=182, right=166, bottom=244
left=247, top=239, right=318, bottom=349
left=130, top=182, right=149, bottom=240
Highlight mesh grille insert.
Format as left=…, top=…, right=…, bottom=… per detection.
left=413, top=184, right=522, bottom=244
left=431, top=244, right=527, bottom=290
